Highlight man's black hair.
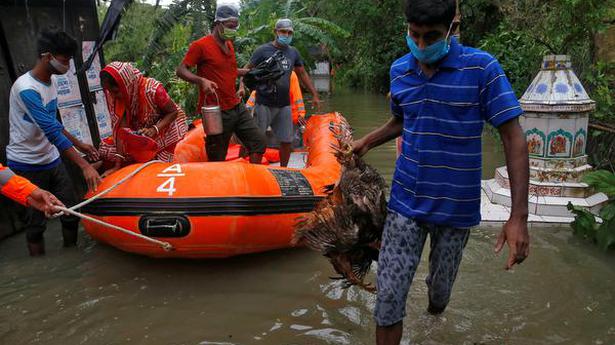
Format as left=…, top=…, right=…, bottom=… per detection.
left=36, top=30, right=77, bottom=57
left=405, top=0, right=456, bottom=27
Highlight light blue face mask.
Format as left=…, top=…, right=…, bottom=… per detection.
left=406, top=22, right=454, bottom=65
left=277, top=35, right=292, bottom=46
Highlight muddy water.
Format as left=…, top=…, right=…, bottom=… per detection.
left=1, top=91, right=614, bottom=345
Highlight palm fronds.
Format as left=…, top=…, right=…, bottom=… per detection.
left=141, top=0, right=214, bottom=71
left=236, top=0, right=350, bottom=67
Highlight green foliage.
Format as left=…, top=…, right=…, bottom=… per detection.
left=600, top=203, right=615, bottom=221
left=299, top=0, right=614, bottom=99
left=459, top=0, right=504, bottom=47
left=99, top=1, right=163, bottom=63
left=595, top=217, right=615, bottom=252
left=141, top=0, right=192, bottom=70
left=478, top=27, right=548, bottom=97
left=586, top=128, right=615, bottom=172
left=475, top=0, right=615, bottom=122
left=583, top=62, right=615, bottom=122
left=146, top=23, right=201, bottom=118
left=236, top=0, right=349, bottom=68
left=302, top=0, right=407, bottom=92
left=583, top=170, right=615, bottom=198
left=568, top=170, right=615, bottom=251
left=568, top=203, right=599, bottom=239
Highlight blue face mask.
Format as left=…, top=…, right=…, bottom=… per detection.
left=406, top=22, right=454, bottom=65
left=277, top=35, right=292, bottom=46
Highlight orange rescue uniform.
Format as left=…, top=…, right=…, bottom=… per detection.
left=0, top=164, right=38, bottom=205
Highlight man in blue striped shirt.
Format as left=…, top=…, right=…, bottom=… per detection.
left=353, top=0, right=529, bottom=343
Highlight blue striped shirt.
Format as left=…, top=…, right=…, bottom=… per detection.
left=389, top=37, right=522, bottom=228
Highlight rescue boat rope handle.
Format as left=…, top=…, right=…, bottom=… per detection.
left=57, top=206, right=173, bottom=251
left=53, top=160, right=174, bottom=251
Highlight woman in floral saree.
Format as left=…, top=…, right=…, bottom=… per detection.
left=98, top=62, right=188, bottom=174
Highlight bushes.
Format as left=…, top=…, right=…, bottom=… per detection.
left=302, top=0, right=407, bottom=93
left=568, top=170, right=615, bottom=251
left=474, top=0, right=614, bottom=122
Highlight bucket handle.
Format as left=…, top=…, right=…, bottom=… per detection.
left=204, top=90, right=220, bottom=108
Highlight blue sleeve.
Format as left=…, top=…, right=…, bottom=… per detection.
left=19, top=89, right=73, bottom=151
left=480, top=58, right=523, bottom=127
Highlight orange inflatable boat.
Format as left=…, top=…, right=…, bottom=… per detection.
left=81, top=113, right=345, bottom=258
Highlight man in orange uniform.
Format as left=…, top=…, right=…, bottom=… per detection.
left=0, top=164, right=65, bottom=217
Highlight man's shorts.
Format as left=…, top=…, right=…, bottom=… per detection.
left=374, top=210, right=470, bottom=327
left=254, top=104, right=293, bottom=143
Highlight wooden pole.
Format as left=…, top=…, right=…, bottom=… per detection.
left=454, top=0, right=461, bottom=40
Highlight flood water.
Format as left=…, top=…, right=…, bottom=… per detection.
left=1, top=91, right=615, bottom=345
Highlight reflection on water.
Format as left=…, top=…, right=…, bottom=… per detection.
left=326, top=90, right=397, bottom=183
left=1, top=91, right=614, bottom=345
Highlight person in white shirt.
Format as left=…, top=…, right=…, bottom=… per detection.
left=6, top=30, right=101, bottom=256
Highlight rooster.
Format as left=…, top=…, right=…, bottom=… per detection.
left=293, top=117, right=388, bottom=292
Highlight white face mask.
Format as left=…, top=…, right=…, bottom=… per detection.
left=50, top=57, right=69, bottom=74
left=42, top=53, right=69, bottom=74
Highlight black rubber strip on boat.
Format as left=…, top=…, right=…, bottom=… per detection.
left=80, top=196, right=324, bottom=216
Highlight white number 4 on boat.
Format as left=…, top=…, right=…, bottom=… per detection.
left=156, top=164, right=184, bottom=196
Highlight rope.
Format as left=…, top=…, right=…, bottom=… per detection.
left=54, top=160, right=174, bottom=251
left=57, top=206, right=173, bottom=251
left=71, top=160, right=163, bottom=210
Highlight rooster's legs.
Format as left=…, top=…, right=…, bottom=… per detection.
left=329, top=253, right=377, bottom=293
